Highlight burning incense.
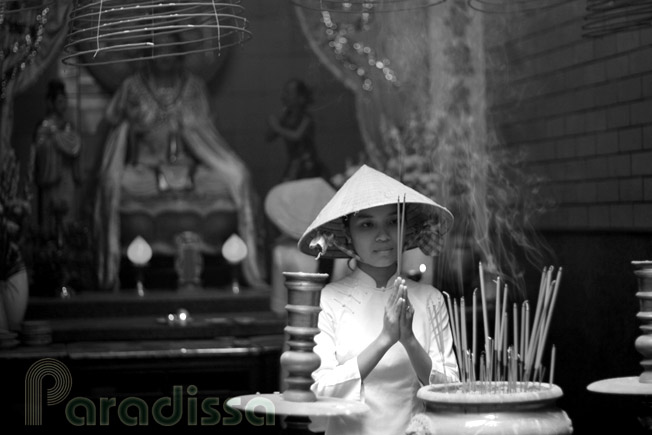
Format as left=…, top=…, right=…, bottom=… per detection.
left=472, top=288, right=477, bottom=368
left=479, top=262, right=490, bottom=350
left=396, top=194, right=406, bottom=276
left=436, top=265, right=563, bottom=394
left=461, top=297, right=468, bottom=380
left=427, top=300, right=449, bottom=385
left=494, top=276, right=502, bottom=352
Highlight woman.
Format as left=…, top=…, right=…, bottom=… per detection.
left=298, top=164, right=459, bottom=435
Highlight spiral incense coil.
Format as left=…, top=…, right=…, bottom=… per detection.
left=61, top=0, right=252, bottom=66
left=0, top=0, right=53, bottom=18
left=290, top=0, right=446, bottom=13
left=467, top=0, right=572, bottom=14
left=582, top=0, right=652, bottom=38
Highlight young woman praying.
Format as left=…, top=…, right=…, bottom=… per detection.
left=298, top=164, right=460, bottom=435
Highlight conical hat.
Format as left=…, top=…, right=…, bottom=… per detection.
left=264, top=177, right=336, bottom=240
left=298, top=164, right=454, bottom=259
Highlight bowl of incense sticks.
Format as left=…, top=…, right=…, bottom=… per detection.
left=407, top=264, right=573, bottom=435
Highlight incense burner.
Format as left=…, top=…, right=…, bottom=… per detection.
left=407, top=382, right=573, bottom=435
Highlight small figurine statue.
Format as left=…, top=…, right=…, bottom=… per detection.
left=33, top=78, right=82, bottom=239
left=266, top=78, right=329, bottom=182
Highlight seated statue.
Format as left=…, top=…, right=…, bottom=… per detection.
left=93, top=39, right=266, bottom=291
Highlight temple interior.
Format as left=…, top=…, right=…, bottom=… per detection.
left=1, top=0, right=652, bottom=434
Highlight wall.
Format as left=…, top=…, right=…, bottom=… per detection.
left=484, top=2, right=652, bottom=434
left=484, top=1, right=652, bottom=231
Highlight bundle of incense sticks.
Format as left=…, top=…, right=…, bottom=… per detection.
left=428, top=263, right=562, bottom=393
left=396, top=194, right=406, bottom=276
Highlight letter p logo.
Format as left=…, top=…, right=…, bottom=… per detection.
left=25, top=358, right=72, bottom=425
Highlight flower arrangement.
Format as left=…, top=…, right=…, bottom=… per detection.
left=0, top=148, right=33, bottom=281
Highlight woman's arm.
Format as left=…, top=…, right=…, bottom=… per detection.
left=357, top=277, right=405, bottom=379
left=312, top=282, right=403, bottom=398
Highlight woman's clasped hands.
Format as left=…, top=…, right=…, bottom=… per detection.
left=382, top=277, right=416, bottom=346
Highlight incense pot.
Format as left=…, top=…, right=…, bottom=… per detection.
left=407, top=382, right=573, bottom=435
left=280, top=271, right=328, bottom=402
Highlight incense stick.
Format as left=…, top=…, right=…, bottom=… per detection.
left=396, top=194, right=406, bottom=276
left=479, top=262, right=490, bottom=350
left=494, top=275, right=502, bottom=351
left=428, top=300, right=449, bottom=385
left=461, top=297, right=468, bottom=381
left=550, top=344, right=556, bottom=387
left=396, top=197, right=401, bottom=276
left=536, top=268, right=563, bottom=372
left=472, top=288, right=477, bottom=368
left=434, top=265, right=563, bottom=394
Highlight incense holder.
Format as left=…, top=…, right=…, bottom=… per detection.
left=407, top=382, right=573, bottom=435
left=280, top=272, right=328, bottom=402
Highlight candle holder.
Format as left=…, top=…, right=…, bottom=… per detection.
left=280, top=271, right=328, bottom=402
left=633, top=260, right=652, bottom=384
left=222, top=233, right=247, bottom=294
left=225, top=271, right=369, bottom=431
left=127, top=236, right=152, bottom=296
left=587, top=260, right=652, bottom=432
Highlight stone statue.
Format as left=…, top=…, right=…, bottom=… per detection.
left=94, top=35, right=266, bottom=291
left=266, top=78, right=328, bottom=182
left=33, top=78, right=82, bottom=238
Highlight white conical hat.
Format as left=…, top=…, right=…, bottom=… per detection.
left=264, top=177, right=336, bottom=240
left=298, top=164, right=454, bottom=259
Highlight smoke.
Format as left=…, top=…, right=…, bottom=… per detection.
left=295, top=0, right=555, bottom=298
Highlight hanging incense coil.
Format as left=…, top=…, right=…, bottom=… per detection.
left=61, top=0, right=252, bottom=66
left=290, top=0, right=446, bottom=13
left=467, top=0, right=572, bottom=13
left=582, top=0, right=652, bottom=38
left=0, top=0, right=53, bottom=18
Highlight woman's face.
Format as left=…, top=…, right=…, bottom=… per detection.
left=348, top=204, right=399, bottom=268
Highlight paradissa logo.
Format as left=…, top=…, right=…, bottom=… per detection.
left=25, top=358, right=276, bottom=427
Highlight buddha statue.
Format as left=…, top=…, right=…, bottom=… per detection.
left=93, top=34, right=266, bottom=291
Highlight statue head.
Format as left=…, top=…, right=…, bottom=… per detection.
left=45, top=79, right=67, bottom=116
left=147, top=32, right=185, bottom=76
left=282, top=78, right=313, bottom=110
